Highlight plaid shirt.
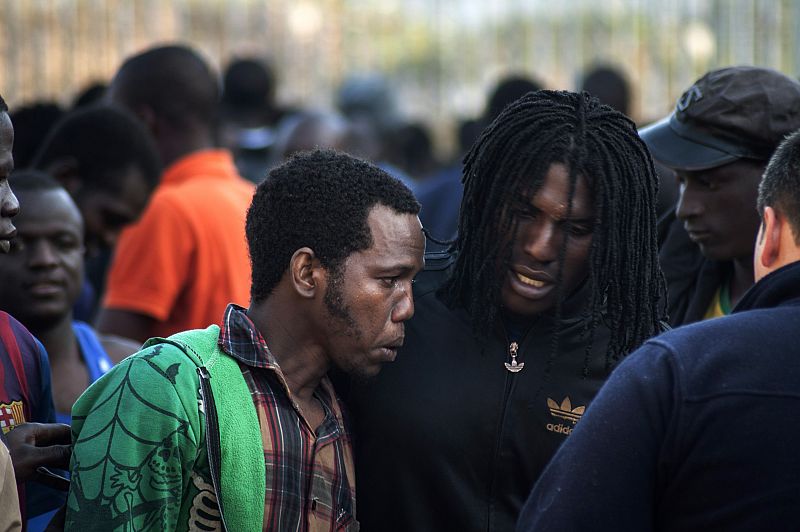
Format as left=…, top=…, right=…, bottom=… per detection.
left=218, top=304, right=358, bottom=532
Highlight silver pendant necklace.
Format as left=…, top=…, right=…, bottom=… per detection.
left=504, top=341, right=524, bottom=373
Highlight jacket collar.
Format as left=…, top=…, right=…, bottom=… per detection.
left=734, top=260, right=800, bottom=313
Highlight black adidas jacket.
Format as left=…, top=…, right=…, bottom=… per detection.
left=337, top=251, right=617, bottom=532
left=517, top=260, right=800, bottom=531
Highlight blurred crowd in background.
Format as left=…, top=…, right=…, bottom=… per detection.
left=3, top=0, right=798, bottom=150
left=3, top=1, right=800, bottom=531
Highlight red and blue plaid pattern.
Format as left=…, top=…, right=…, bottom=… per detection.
left=218, top=304, right=358, bottom=531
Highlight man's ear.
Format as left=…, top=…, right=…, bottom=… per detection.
left=758, top=206, right=782, bottom=269
left=46, top=157, right=82, bottom=195
left=289, top=247, right=323, bottom=298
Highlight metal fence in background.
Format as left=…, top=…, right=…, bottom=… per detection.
left=1, top=0, right=797, bottom=151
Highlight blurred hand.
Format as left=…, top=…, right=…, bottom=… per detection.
left=6, top=423, right=71, bottom=486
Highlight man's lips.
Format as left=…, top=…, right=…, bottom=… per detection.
left=512, top=267, right=555, bottom=288
left=379, top=347, right=398, bottom=362
left=377, top=338, right=404, bottom=362
left=685, top=227, right=713, bottom=243
left=25, top=279, right=66, bottom=297
left=507, top=267, right=556, bottom=300
left=0, top=228, right=16, bottom=253
left=516, top=272, right=547, bottom=288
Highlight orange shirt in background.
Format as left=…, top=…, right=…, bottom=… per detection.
left=102, top=149, right=255, bottom=339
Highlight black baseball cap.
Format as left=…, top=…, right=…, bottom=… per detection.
left=640, top=66, right=800, bottom=171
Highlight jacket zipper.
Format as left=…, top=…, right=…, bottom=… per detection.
left=486, top=338, right=522, bottom=531
left=197, top=366, right=229, bottom=532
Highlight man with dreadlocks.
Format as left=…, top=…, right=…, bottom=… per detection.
left=517, top=125, right=800, bottom=532
left=338, top=90, right=666, bottom=532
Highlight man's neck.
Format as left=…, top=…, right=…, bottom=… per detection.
left=246, top=301, right=329, bottom=404
left=499, top=310, right=538, bottom=343
left=158, top=132, right=214, bottom=168
left=32, top=314, right=80, bottom=364
left=730, top=256, right=756, bottom=308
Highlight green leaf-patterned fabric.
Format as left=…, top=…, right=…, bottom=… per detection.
left=65, top=342, right=215, bottom=531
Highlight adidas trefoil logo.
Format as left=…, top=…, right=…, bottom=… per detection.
left=547, top=396, right=585, bottom=425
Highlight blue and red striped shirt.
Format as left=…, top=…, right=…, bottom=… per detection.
left=0, top=312, right=54, bottom=431
left=0, top=311, right=57, bottom=524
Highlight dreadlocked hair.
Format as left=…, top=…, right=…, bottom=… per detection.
left=441, top=90, right=666, bottom=370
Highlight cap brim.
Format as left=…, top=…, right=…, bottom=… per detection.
left=639, top=117, right=739, bottom=171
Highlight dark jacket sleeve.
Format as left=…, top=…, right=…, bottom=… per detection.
left=515, top=341, right=680, bottom=532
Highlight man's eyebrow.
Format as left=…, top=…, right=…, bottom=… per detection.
left=378, top=263, right=421, bottom=275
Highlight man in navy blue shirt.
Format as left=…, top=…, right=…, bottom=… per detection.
left=518, top=127, right=800, bottom=531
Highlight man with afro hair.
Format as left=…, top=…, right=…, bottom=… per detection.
left=65, top=149, right=424, bottom=531
left=340, top=90, right=666, bottom=532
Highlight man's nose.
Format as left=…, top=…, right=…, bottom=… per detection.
left=28, top=241, right=59, bottom=268
left=1, top=186, right=19, bottom=220
left=391, top=281, right=415, bottom=323
left=676, top=184, right=702, bottom=220
left=521, top=219, right=559, bottom=264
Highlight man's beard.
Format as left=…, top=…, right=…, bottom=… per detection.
left=323, top=267, right=361, bottom=341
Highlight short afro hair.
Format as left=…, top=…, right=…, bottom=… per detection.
left=32, top=105, right=161, bottom=193
left=246, top=149, right=420, bottom=302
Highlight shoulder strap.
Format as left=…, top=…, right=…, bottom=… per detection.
left=145, top=326, right=265, bottom=532
left=72, top=321, right=113, bottom=381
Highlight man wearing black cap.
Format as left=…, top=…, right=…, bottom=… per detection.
left=517, top=126, right=800, bottom=532
left=640, top=66, right=800, bottom=326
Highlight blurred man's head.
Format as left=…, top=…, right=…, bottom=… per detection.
left=272, top=112, right=350, bottom=162
left=8, top=101, right=64, bottom=169
left=0, top=94, right=20, bottom=253
left=32, top=105, right=160, bottom=257
left=485, top=74, right=543, bottom=122
left=109, top=44, right=219, bottom=165
left=640, top=67, right=800, bottom=262
left=384, top=122, right=438, bottom=180
left=222, top=57, right=276, bottom=121
left=337, top=74, right=400, bottom=135
left=72, top=82, right=107, bottom=110
left=580, top=64, right=631, bottom=116
left=0, top=172, right=83, bottom=331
